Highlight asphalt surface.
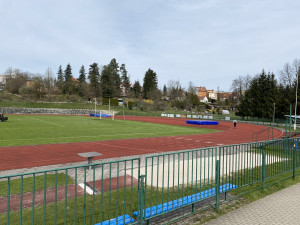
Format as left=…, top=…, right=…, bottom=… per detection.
left=204, top=183, right=300, bottom=225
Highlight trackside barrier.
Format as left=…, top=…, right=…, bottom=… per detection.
left=1, top=138, right=300, bottom=224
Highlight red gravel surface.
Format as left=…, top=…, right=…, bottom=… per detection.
left=0, top=175, right=138, bottom=213
left=0, top=116, right=283, bottom=171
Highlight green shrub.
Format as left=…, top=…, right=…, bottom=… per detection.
left=102, top=98, right=118, bottom=106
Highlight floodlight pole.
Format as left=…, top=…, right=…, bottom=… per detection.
left=295, top=72, right=299, bottom=130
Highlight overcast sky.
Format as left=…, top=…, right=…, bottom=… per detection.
left=0, top=0, right=299, bottom=91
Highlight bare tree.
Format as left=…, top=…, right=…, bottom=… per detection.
left=279, top=59, right=300, bottom=88
left=167, top=80, right=183, bottom=100
left=279, top=63, right=294, bottom=87
left=231, top=74, right=252, bottom=99
left=187, top=81, right=196, bottom=94
left=4, top=67, right=29, bottom=93
left=44, top=67, right=55, bottom=95
left=243, top=74, right=252, bottom=90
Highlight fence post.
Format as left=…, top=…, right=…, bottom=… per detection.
left=262, top=152, right=266, bottom=189
left=139, top=175, right=145, bottom=225
left=293, top=140, right=297, bottom=179
left=215, top=160, right=220, bottom=210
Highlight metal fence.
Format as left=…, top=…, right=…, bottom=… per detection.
left=1, top=138, right=300, bottom=225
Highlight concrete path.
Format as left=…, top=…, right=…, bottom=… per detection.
left=204, top=183, right=300, bottom=225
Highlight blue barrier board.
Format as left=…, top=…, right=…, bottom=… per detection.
left=186, top=120, right=219, bottom=125
left=133, top=183, right=237, bottom=219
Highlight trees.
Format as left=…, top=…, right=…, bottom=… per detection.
left=162, top=85, right=167, bottom=97
left=44, top=68, right=55, bottom=95
left=64, top=64, right=72, bottom=95
left=100, top=65, right=113, bottom=98
left=120, top=64, right=130, bottom=96
left=167, top=80, right=183, bottom=100
left=143, top=68, right=158, bottom=99
left=100, top=58, right=121, bottom=98
left=231, top=74, right=252, bottom=100
left=236, top=70, right=278, bottom=119
left=78, top=65, right=87, bottom=97
left=132, top=81, right=142, bottom=98
left=4, top=68, right=29, bottom=94
left=109, top=58, right=121, bottom=97
left=56, top=65, right=64, bottom=93
left=78, top=65, right=86, bottom=83
left=88, top=63, right=100, bottom=97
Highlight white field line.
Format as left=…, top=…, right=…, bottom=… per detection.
left=0, top=131, right=201, bottom=143
left=27, top=117, right=65, bottom=127
left=129, top=152, right=288, bottom=188
left=78, top=183, right=94, bottom=195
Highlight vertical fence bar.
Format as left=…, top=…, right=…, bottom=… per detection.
left=262, top=151, right=266, bottom=189
left=293, top=140, right=297, bottom=179
left=215, top=160, right=220, bottom=210
left=7, top=177, right=10, bottom=225
left=43, top=172, right=47, bottom=225
left=64, top=169, right=68, bottom=225
left=74, top=168, right=77, bottom=225
left=32, top=174, right=35, bottom=225
left=139, top=175, right=145, bottom=225
left=20, top=175, right=23, bottom=225
left=54, top=171, right=58, bottom=225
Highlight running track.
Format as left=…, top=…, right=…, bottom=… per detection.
left=0, top=116, right=283, bottom=171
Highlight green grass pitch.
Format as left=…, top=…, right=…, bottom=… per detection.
left=0, top=115, right=220, bottom=147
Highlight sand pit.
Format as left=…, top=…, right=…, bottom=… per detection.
left=129, top=152, right=288, bottom=188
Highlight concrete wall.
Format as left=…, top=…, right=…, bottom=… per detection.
left=1, top=107, right=113, bottom=115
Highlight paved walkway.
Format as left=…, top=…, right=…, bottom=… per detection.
left=204, top=183, right=300, bottom=225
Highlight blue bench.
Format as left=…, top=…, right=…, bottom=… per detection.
left=95, top=214, right=134, bottom=225
left=133, top=183, right=237, bottom=219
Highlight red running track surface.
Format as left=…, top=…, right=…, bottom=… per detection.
left=0, top=116, right=283, bottom=171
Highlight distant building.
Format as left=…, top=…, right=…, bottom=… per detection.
left=206, top=89, right=217, bottom=100
left=199, top=95, right=209, bottom=103
left=217, top=92, right=232, bottom=101
left=196, top=86, right=207, bottom=98
left=25, top=79, right=33, bottom=87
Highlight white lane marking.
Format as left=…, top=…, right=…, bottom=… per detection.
left=0, top=131, right=203, bottom=143
left=78, top=183, right=94, bottom=195
left=28, top=117, right=65, bottom=127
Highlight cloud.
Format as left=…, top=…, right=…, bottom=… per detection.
left=0, top=0, right=299, bottom=90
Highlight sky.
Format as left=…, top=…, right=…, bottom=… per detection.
left=0, top=0, right=299, bottom=91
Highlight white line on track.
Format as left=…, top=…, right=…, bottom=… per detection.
left=28, top=117, right=65, bottom=127
left=0, top=131, right=202, bottom=143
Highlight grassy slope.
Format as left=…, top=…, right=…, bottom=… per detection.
left=0, top=115, right=220, bottom=147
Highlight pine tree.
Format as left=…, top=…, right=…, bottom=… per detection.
left=163, top=85, right=167, bottom=97
left=56, top=65, right=64, bottom=92
left=109, top=58, right=121, bottom=97
left=64, top=64, right=72, bottom=94
left=100, top=65, right=113, bottom=98
left=132, top=81, right=142, bottom=98
left=143, top=68, right=158, bottom=99
left=100, top=58, right=122, bottom=97
left=120, top=64, right=130, bottom=96
left=88, top=63, right=100, bottom=97
left=237, top=70, right=278, bottom=119
left=78, top=65, right=86, bottom=83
